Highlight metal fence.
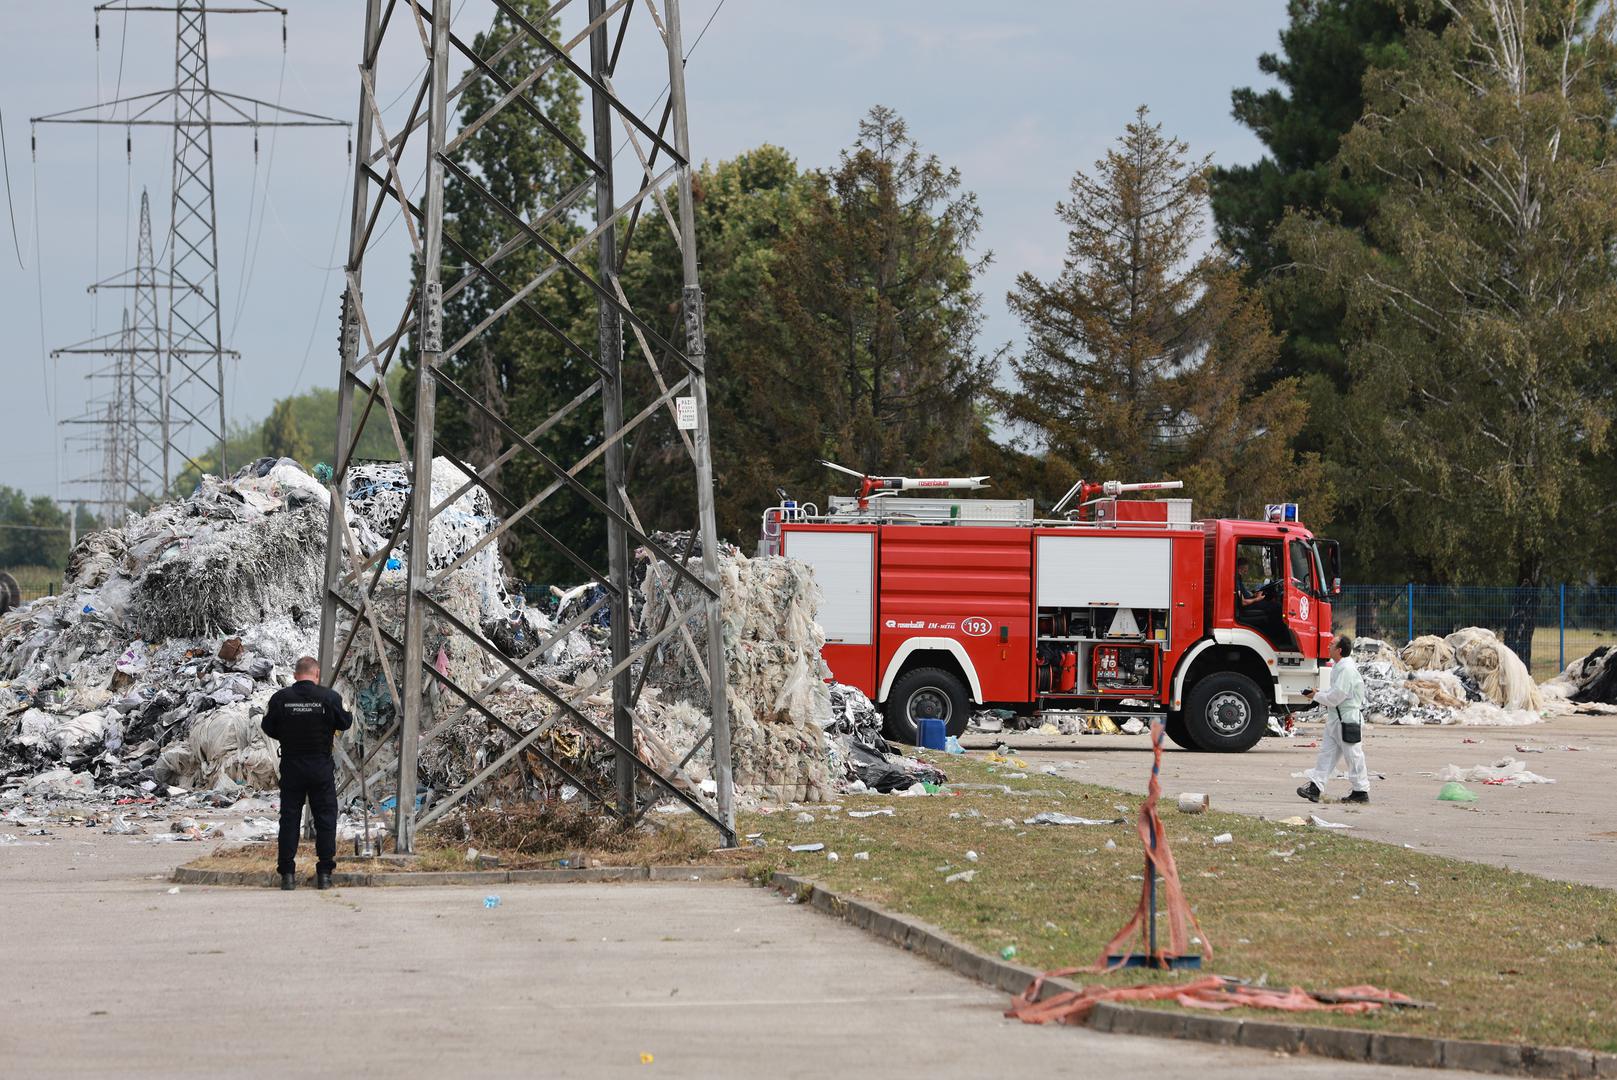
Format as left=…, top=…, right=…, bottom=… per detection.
left=1338, top=585, right=1617, bottom=679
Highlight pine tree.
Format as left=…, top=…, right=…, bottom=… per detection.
left=1210, top=0, right=1430, bottom=392
left=406, top=0, right=596, bottom=586
left=1276, top=0, right=1617, bottom=655
left=762, top=107, right=995, bottom=507
left=998, top=107, right=1328, bottom=519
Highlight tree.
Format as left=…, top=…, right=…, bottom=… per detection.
left=262, top=398, right=313, bottom=464
left=998, top=107, right=1328, bottom=520
left=0, top=489, right=92, bottom=571
left=617, top=146, right=813, bottom=544
left=1210, top=0, right=1430, bottom=392
left=758, top=107, right=996, bottom=511
left=1275, top=0, right=1617, bottom=656
left=405, top=0, right=597, bottom=586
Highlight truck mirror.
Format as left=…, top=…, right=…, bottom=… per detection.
left=1320, top=540, right=1342, bottom=596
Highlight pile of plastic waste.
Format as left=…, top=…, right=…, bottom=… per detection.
left=0, top=458, right=332, bottom=797
left=1331, top=631, right=1544, bottom=726
left=4, top=456, right=933, bottom=826
left=1540, top=645, right=1617, bottom=710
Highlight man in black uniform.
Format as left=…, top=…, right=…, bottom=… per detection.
left=262, top=656, right=353, bottom=890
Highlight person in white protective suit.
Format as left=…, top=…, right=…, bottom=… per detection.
left=1296, top=634, right=1370, bottom=804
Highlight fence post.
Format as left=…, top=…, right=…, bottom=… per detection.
left=1406, top=582, right=1414, bottom=645
left=1559, top=583, right=1566, bottom=673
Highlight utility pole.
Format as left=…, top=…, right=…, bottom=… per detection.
left=319, top=0, right=735, bottom=851
left=33, top=1, right=347, bottom=489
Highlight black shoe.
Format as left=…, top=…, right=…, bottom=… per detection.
left=1296, top=782, right=1322, bottom=803
left=1343, top=790, right=1370, bottom=804
left=316, top=872, right=333, bottom=890
left=280, top=873, right=296, bottom=891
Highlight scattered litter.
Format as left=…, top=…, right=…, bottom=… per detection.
left=1212, top=833, right=1233, bottom=845
left=1437, top=758, right=1554, bottom=785
left=943, top=735, right=964, bottom=754
left=483, top=895, right=501, bottom=909
left=787, top=843, right=824, bottom=853
left=965, top=850, right=978, bottom=862
left=1104, top=838, right=1117, bottom=849
left=847, top=808, right=893, bottom=818
left=825, top=851, right=839, bottom=862
left=1437, top=782, right=1478, bottom=803
left=1000, top=945, right=1018, bottom=960
left=794, top=812, right=815, bottom=824
left=1308, top=815, right=1352, bottom=830
left=1513, top=744, right=1543, bottom=753
left=166, top=886, right=180, bottom=895
left=944, top=869, right=976, bottom=884
left=640, top=1053, right=654, bottom=1065
left=1176, top=792, right=1208, bottom=814
left=853, top=851, right=869, bottom=861
left=1024, top=812, right=1117, bottom=827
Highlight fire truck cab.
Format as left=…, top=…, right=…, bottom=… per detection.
left=764, top=486, right=1341, bottom=753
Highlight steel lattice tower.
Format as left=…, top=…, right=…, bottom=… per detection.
left=53, top=191, right=172, bottom=512
left=34, top=1, right=347, bottom=492
left=318, top=0, right=735, bottom=850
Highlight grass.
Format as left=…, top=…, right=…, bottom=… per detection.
left=742, top=755, right=1616, bottom=1053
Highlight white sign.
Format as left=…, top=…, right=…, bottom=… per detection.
left=675, top=397, right=697, bottom=430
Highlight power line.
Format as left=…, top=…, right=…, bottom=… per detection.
left=0, top=108, right=24, bottom=269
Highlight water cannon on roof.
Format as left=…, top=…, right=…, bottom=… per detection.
left=820, top=460, right=992, bottom=509
left=1053, top=478, right=1184, bottom=519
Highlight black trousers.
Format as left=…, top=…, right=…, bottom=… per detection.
left=277, top=754, right=338, bottom=876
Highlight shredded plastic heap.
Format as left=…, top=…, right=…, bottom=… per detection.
left=1313, top=631, right=1546, bottom=727
left=5, top=457, right=932, bottom=818
left=0, top=458, right=331, bottom=794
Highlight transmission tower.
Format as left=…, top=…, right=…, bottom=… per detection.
left=34, top=1, right=347, bottom=491
left=57, top=310, right=137, bottom=515
left=318, top=0, right=735, bottom=851
left=52, top=190, right=174, bottom=512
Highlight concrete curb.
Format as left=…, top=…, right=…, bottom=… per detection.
left=170, top=864, right=748, bottom=888
left=766, top=872, right=1615, bottom=1079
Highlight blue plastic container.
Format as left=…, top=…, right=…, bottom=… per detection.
left=917, top=717, right=947, bottom=750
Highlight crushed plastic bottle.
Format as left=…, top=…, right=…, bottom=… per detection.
left=483, top=894, right=501, bottom=909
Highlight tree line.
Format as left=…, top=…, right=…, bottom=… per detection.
left=220, top=1, right=1617, bottom=606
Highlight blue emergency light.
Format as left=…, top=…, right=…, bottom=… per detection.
left=1265, top=502, right=1300, bottom=523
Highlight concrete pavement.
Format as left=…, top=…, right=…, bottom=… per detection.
left=965, top=713, right=1617, bottom=888
left=1, top=831, right=1493, bottom=1079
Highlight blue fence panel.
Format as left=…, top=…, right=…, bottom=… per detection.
left=1337, top=585, right=1617, bottom=679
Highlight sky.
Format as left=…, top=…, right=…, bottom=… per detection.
left=0, top=0, right=1286, bottom=502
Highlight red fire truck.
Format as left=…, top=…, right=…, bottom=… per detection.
left=762, top=473, right=1342, bottom=752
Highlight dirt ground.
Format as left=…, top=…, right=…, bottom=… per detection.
left=964, top=713, right=1616, bottom=888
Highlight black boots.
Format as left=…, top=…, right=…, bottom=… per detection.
left=1296, top=782, right=1322, bottom=802
left=1344, top=790, right=1370, bottom=804
left=316, top=872, right=333, bottom=890
left=280, top=873, right=296, bottom=891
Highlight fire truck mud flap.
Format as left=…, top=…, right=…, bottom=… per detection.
left=1182, top=672, right=1268, bottom=752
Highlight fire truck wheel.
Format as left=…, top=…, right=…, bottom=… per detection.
left=1183, top=673, right=1267, bottom=753
left=1163, top=710, right=1196, bottom=751
left=883, top=667, right=971, bottom=744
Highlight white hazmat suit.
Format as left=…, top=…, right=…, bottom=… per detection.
left=1305, top=655, right=1369, bottom=793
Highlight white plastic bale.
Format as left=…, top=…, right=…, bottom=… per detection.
left=1401, top=635, right=1456, bottom=671
left=1444, top=627, right=1542, bottom=711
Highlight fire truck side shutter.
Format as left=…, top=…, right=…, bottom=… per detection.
left=782, top=531, right=874, bottom=645
left=1035, top=535, right=1173, bottom=609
